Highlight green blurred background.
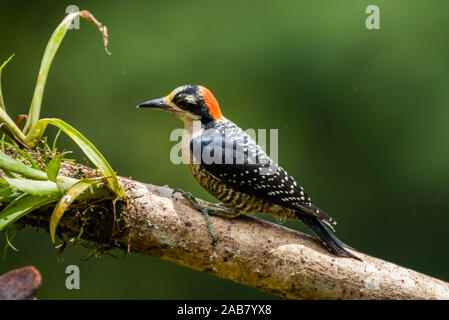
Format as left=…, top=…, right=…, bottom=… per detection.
left=1, top=0, right=448, bottom=299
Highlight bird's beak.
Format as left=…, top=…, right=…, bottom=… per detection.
left=137, top=97, right=172, bottom=110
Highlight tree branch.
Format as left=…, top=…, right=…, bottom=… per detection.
left=20, top=162, right=449, bottom=300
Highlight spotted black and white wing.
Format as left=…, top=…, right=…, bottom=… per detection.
left=192, top=120, right=335, bottom=224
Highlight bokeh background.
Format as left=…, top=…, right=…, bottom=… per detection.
left=1, top=0, right=448, bottom=299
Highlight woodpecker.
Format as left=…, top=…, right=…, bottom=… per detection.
left=138, top=85, right=359, bottom=260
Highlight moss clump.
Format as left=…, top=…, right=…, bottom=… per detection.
left=1, top=141, right=129, bottom=261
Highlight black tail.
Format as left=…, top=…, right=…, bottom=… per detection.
left=298, top=213, right=361, bottom=261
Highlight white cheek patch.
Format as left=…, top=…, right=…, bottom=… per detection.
left=184, top=95, right=197, bottom=105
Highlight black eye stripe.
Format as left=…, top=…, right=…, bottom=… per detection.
left=176, top=99, right=188, bottom=109
left=173, top=96, right=200, bottom=110
left=173, top=85, right=199, bottom=105
left=171, top=85, right=215, bottom=124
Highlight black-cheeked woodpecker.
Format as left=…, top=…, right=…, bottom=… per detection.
left=138, top=85, right=360, bottom=260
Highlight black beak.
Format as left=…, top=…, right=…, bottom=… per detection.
left=137, top=97, right=172, bottom=110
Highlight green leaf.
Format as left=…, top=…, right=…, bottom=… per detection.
left=23, top=118, right=48, bottom=149
left=2, top=168, right=17, bottom=179
left=46, top=155, right=61, bottom=182
left=0, top=193, right=58, bottom=232
left=50, top=178, right=97, bottom=244
left=3, top=177, right=109, bottom=201
left=0, top=54, right=15, bottom=111
left=23, top=11, right=111, bottom=134
left=22, top=14, right=74, bottom=134
left=0, top=193, right=21, bottom=204
left=0, top=55, right=26, bottom=141
left=0, top=150, right=47, bottom=180
left=25, top=118, right=125, bottom=198
left=4, top=178, right=75, bottom=197
left=0, top=150, right=77, bottom=185
left=0, top=140, right=40, bottom=170
left=0, top=186, right=14, bottom=202
left=3, top=227, right=21, bottom=258
left=52, top=129, right=61, bottom=153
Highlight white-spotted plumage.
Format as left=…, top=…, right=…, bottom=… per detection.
left=140, top=84, right=359, bottom=259
left=191, top=119, right=335, bottom=224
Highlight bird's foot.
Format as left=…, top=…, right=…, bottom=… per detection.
left=172, top=188, right=217, bottom=245
left=172, top=189, right=241, bottom=245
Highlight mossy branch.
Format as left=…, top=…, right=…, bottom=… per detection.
left=18, top=162, right=449, bottom=300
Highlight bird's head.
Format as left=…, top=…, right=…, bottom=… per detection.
left=138, top=85, right=224, bottom=124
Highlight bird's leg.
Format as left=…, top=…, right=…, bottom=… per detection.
left=172, top=189, right=241, bottom=217
left=172, top=189, right=240, bottom=244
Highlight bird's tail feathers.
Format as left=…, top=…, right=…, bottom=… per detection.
left=297, top=213, right=361, bottom=261
left=296, top=202, right=336, bottom=227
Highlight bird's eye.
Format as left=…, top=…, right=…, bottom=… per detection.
left=177, top=99, right=188, bottom=109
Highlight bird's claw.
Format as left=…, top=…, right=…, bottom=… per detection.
left=173, top=189, right=218, bottom=245
left=172, top=188, right=193, bottom=199
left=171, top=188, right=183, bottom=197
